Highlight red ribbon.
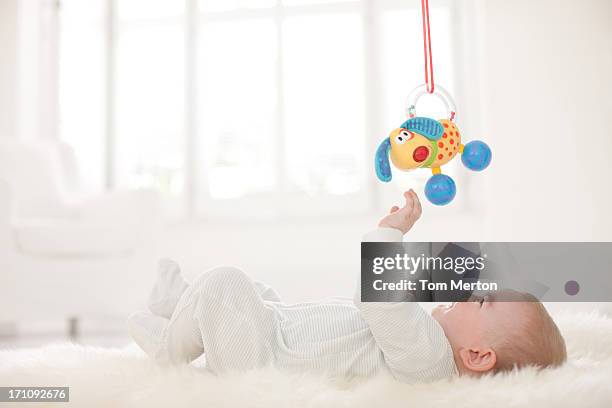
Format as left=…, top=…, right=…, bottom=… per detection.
left=421, top=0, right=434, bottom=93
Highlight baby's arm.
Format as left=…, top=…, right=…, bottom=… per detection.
left=376, top=189, right=422, bottom=234
left=356, top=191, right=455, bottom=382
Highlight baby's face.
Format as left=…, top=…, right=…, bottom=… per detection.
left=432, top=294, right=535, bottom=350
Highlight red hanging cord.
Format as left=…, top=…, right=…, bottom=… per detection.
left=421, top=0, right=434, bottom=93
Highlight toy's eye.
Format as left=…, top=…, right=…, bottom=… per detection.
left=395, top=130, right=413, bottom=145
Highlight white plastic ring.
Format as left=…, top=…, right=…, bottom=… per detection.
left=406, top=84, right=457, bottom=121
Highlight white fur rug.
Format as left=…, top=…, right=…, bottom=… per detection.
left=1, top=312, right=612, bottom=408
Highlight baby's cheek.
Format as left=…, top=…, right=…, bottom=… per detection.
left=446, top=313, right=483, bottom=342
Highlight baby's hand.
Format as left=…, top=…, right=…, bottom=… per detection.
left=378, top=189, right=422, bottom=234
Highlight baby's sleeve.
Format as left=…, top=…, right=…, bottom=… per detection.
left=356, top=228, right=456, bottom=382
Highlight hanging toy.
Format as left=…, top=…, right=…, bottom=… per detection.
left=375, top=85, right=491, bottom=205
left=374, top=0, right=491, bottom=206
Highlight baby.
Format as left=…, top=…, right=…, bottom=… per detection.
left=128, top=190, right=566, bottom=382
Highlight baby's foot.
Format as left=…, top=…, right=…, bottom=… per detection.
left=148, top=259, right=188, bottom=318
left=127, top=311, right=170, bottom=363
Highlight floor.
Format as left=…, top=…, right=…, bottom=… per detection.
left=0, top=318, right=132, bottom=350
left=0, top=331, right=131, bottom=349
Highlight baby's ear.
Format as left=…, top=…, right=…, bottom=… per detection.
left=459, top=347, right=497, bottom=373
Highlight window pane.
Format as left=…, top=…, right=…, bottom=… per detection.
left=117, top=0, right=184, bottom=20
left=198, top=0, right=276, bottom=13
left=198, top=20, right=277, bottom=200
left=59, top=0, right=106, bottom=193
left=115, top=24, right=185, bottom=194
left=283, top=14, right=364, bottom=195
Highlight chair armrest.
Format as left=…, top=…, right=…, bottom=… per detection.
left=56, top=142, right=81, bottom=195
left=0, top=177, right=13, bottom=224
left=0, top=177, right=16, bottom=252
left=76, top=188, right=163, bottom=230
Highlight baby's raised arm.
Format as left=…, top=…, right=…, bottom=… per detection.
left=377, top=189, right=422, bottom=234
left=355, top=191, right=456, bottom=382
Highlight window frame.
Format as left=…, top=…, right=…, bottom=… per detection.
left=57, top=0, right=471, bottom=221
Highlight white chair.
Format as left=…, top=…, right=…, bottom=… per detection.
left=0, top=141, right=162, bottom=336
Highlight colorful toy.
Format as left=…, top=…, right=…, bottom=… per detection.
left=374, top=84, right=491, bottom=205
left=375, top=0, right=491, bottom=206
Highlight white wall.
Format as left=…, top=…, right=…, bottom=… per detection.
left=150, top=209, right=484, bottom=303
left=476, top=0, right=612, bottom=241
left=0, top=0, right=58, bottom=142
left=16, top=0, right=58, bottom=141
left=0, top=0, right=17, bottom=140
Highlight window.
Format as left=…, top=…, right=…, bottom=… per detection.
left=114, top=3, right=186, bottom=197
left=58, top=0, right=107, bottom=193
left=58, top=0, right=456, bottom=218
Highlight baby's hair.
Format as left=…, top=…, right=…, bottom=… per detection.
left=489, top=292, right=567, bottom=373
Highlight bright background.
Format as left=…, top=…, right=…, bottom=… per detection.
left=0, top=0, right=611, bottom=342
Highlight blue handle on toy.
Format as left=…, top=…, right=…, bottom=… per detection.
left=374, top=138, right=392, bottom=182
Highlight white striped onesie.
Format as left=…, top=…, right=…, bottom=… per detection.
left=157, top=228, right=457, bottom=383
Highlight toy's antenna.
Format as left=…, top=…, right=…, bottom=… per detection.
left=421, top=0, right=435, bottom=94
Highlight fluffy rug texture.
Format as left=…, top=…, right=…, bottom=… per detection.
left=1, top=312, right=612, bottom=408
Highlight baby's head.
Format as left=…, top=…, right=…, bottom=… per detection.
left=432, top=290, right=566, bottom=375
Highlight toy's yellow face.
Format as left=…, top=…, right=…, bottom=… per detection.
left=388, top=128, right=433, bottom=171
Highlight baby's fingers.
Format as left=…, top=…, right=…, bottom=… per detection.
left=389, top=206, right=400, bottom=214
left=403, top=190, right=416, bottom=213
left=410, top=190, right=422, bottom=220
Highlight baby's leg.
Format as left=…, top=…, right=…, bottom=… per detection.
left=130, top=264, right=211, bottom=365
left=148, top=259, right=188, bottom=319
left=127, top=311, right=171, bottom=362
left=147, top=260, right=278, bottom=318
left=165, top=266, right=277, bottom=371
left=253, top=280, right=282, bottom=302
left=128, top=291, right=203, bottom=365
